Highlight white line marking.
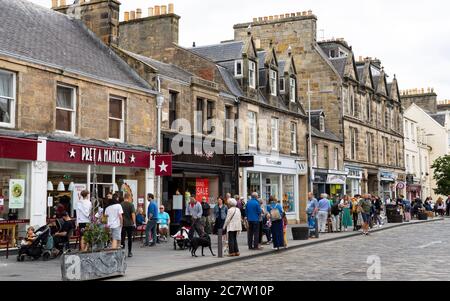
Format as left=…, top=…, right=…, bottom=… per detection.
left=416, top=241, right=443, bottom=249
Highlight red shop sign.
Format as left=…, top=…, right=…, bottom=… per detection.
left=195, top=178, right=209, bottom=202
left=0, top=136, right=39, bottom=161
left=46, top=141, right=151, bottom=168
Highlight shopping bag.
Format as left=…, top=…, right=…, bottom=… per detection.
left=357, top=212, right=363, bottom=226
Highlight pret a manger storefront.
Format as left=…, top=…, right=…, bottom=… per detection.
left=46, top=139, right=153, bottom=218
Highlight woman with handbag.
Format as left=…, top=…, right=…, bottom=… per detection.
left=266, top=196, right=284, bottom=250
left=223, top=198, right=242, bottom=257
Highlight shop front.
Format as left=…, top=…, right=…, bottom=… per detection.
left=46, top=139, right=153, bottom=219
left=243, top=154, right=307, bottom=222
left=0, top=135, right=40, bottom=248
left=313, top=169, right=347, bottom=199
left=345, top=166, right=363, bottom=197
left=380, top=171, right=397, bottom=201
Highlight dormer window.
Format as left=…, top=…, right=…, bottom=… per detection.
left=269, top=69, right=277, bottom=96
left=279, top=78, right=285, bottom=93
left=290, top=78, right=296, bottom=102
left=248, top=60, right=256, bottom=89
left=319, top=116, right=325, bottom=132
left=235, top=60, right=243, bottom=78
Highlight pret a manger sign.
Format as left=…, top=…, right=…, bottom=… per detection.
left=81, top=147, right=126, bottom=164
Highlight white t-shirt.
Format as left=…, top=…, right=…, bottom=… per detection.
left=77, top=199, right=92, bottom=224
left=105, top=204, right=123, bottom=229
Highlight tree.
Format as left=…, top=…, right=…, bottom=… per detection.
left=432, top=155, right=450, bottom=196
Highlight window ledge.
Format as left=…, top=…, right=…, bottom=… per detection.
left=0, top=122, right=15, bottom=129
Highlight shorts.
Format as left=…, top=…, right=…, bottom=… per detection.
left=110, top=227, right=122, bottom=241
left=361, top=213, right=370, bottom=223
left=78, top=223, right=89, bottom=234
left=159, top=224, right=169, bottom=229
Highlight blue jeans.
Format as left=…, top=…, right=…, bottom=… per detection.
left=145, top=219, right=157, bottom=245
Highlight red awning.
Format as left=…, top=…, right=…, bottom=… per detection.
left=0, top=136, right=39, bottom=161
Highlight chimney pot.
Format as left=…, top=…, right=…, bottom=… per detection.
left=51, top=0, right=57, bottom=8
left=60, top=0, right=66, bottom=6
left=253, top=18, right=258, bottom=22
left=269, top=16, right=274, bottom=21
left=154, top=5, right=161, bottom=16
left=264, top=16, right=268, bottom=21
left=161, top=5, right=167, bottom=15
left=297, top=12, right=302, bottom=16
left=302, top=11, right=307, bottom=16
left=279, top=14, right=284, bottom=19
left=308, top=10, right=313, bottom=15
left=274, top=15, right=279, bottom=20
left=168, top=3, right=174, bottom=14
left=124, top=11, right=130, bottom=22
left=79, top=0, right=85, bottom=4
left=258, top=17, right=263, bottom=22
left=136, top=8, right=142, bottom=19
left=285, top=14, right=290, bottom=18
left=130, top=10, right=135, bottom=20
left=148, top=7, right=154, bottom=17
left=291, top=13, right=296, bottom=17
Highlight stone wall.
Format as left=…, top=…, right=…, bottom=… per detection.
left=401, top=93, right=438, bottom=114
left=311, top=137, right=344, bottom=171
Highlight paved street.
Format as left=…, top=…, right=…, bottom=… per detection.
left=164, top=218, right=450, bottom=281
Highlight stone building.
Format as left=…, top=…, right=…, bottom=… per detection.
left=0, top=0, right=157, bottom=229
left=401, top=88, right=438, bottom=114
left=234, top=12, right=406, bottom=200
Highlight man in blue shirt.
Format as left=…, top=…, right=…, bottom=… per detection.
left=307, top=192, right=319, bottom=232
left=145, top=193, right=159, bottom=246
left=245, top=192, right=262, bottom=250
left=317, top=193, right=331, bottom=233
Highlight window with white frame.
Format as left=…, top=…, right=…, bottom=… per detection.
left=109, top=97, right=125, bottom=141
left=271, top=117, right=279, bottom=151
left=312, top=144, right=318, bottom=168
left=290, top=78, right=296, bottom=102
left=0, top=69, right=15, bottom=128
left=350, top=127, right=357, bottom=160
left=319, top=116, right=325, bottom=132
left=248, top=60, right=256, bottom=89
left=235, top=60, right=243, bottom=77
left=248, top=111, right=257, bottom=147
left=279, top=78, right=285, bottom=93
left=412, top=155, right=416, bottom=176
left=324, top=145, right=329, bottom=169
left=366, top=132, right=372, bottom=163
left=366, top=95, right=371, bottom=122
left=334, top=147, right=339, bottom=170
left=290, top=122, right=297, bottom=153
left=382, top=137, right=388, bottom=164
left=406, top=154, right=410, bottom=173
left=405, top=120, right=409, bottom=140
left=56, top=85, right=76, bottom=134
left=411, top=123, right=416, bottom=142
left=269, top=69, right=277, bottom=96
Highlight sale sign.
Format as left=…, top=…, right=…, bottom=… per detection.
left=195, top=179, right=209, bottom=203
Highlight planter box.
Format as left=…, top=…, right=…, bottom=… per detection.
left=61, top=249, right=127, bottom=281
left=291, top=225, right=309, bottom=241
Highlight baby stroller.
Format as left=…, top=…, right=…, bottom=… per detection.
left=17, top=225, right=53, bottom=262
left=172, top=216, right=192, bottom=250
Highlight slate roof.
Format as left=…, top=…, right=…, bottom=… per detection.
left=357, top=65, right=364, bottom=84
left=257, top=51, right=266, bottom=68
left=329, top=58, right=347, bottom=78
left=189, top=41, right=244, bottom=63
left=372, top=75, right=380, bottom=90
left=430, top=114, right=446, bottom=127
left=217, top=66, right=243, bottom=98
left=121, top=49, right=193, bottom=83
left=311, top=127, right=342, bottom=142
left=279, top=61, right=286, bottom=73
left=0, top=0, right=151, bottom=91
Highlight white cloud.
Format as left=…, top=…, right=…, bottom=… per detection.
left=28, top=0, right=450, bottom=99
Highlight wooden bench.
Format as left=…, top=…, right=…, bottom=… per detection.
left=0, top=234, right=9, bottom=259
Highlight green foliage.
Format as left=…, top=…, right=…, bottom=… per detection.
left=83, top=224, right=110, bottom=252
left=432, top=155, right=450, bottom=196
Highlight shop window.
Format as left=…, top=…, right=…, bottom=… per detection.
left=324, top=145, right=329, bottom=169
left=169, top=91, right=177, bottom=129
left=248, top=111, right=257, bottom=148
left=247, top=172, right=260, bottom=198
left=312, top=144, right=318, bottom=168
left=248, top=60, right=256, bottom=89
left=271, top=118, right=279, bottom=151
left=109, top=97, right=124, bottom=141
left=290, top=78, right=296, bottom=102
left=334, top=147, right=339, bottom=170
left=56, top=85, right=76, bottom=134
left=290, top=122, right=297, bottom=153
left=195, top=98, right=204, bottom=134
left=282, top=175, right=295, bottom=213
left=0, top=69, right=16, bottom=128
left=269, top=69, right=277, bottom=96
left=206, top=100, right=215, bottom=134
left=225, top=106, right=234, bottom=140
left=319, top=116, right=325, bottom=132
left=235, top=60, right=243, bottom=77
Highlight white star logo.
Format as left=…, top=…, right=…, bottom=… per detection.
left=69, top=148, right=76, bottom=158
left=130, top=154, right=136, bottom=163
left=159, top=161, right=168, bottom=173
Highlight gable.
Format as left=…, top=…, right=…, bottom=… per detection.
left=243, top=36, right=257, bottom=59
left=344, top=54, right=357, bottom=81
left=363, top=63, right=373, bottom=89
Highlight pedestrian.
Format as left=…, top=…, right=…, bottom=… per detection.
left=223, top=198, right=242, bottom=257
left=373, top=196, right=382, bottom=227
left=145, top=193, right=158, bottom=247
left=186, top=197, right=204, bottom=239
left=307, top=192, right=319, bottom=232
left=105, top=196, right=123, bottom=249
left=258, top=198, right=266, bottom=248
left=224, top=193, right=232, bottom=206
left=446, top=196, right=450, bottom=217
left=436, top=197, right=445, bottom=217
left=76, top=190, right=92, bottom=251
left=121, top=192, right=136, bottom=257
left=401, top=195, right=412, bottom=222
left=157, top=205, right=170, bottom=240
left=351, top=196, right=359, bottom=231
left=358, top=194, right=372, bottom=236
left=262, top=212, right=272, bottom=244
left=200, top=197, right=211, bottom=234
left=330, top=199, right=341, bottom=232
left=213, top=197, right=227, bottom=235
left=317, top=194, right=331, bottom=233
left=136, top=207, right=146, bottom=227
left=267, top=196, right=284, bottom=250
left=282, top=212, right=288, bottom=248
left=340, top=195, right=353, bottom=232
left=245, top=192, right=262, bottom=250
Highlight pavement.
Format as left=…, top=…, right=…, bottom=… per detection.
left=0, top=217, right=443, bottom=281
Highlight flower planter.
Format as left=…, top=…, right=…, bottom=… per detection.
left=61, top=249, right=127, bottom=281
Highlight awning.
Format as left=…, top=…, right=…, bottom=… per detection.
left=0, top=136, right=39, bottom=161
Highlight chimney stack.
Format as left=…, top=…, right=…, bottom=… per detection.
left=154, top=5, right=161, bottom=16
left=161, top=5, right=167, bottom=15
left=124, top=11, right=129, bottom=22
left=130, top=10, right=135, bottom=20
left=168, top=3, right=174, bottom=14
left=51, top=0, right=58, bottom=8
left=136, top=8, right=142, bottom=19
left=148, top=7, right=154, bottom=17
left=60, top=0, right=66, bottom=6
left=79, top=0, right=85, bottom=4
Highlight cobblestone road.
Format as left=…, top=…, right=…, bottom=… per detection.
left=164, top=219, right=450, bottom=281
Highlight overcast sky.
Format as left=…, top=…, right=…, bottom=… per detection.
left=30, top=0, right=450, bottom=100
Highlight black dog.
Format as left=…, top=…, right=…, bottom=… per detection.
left=190, top=234, right=216, bottom=257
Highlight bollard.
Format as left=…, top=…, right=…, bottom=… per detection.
left=218, top=229, right=223, bottom=258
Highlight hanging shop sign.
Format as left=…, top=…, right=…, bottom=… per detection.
left=46, top=141, right=150, bottom=168
left=154, top=154, right=173, bottom=177
left=239, top=155, right=254, bottom=168
left=9, top=179, right=25, bottom=209
left=327, top=174, right=347, bottom=185
left=0, top=136, right=39, bottom=161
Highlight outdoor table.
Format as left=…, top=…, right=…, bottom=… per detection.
left=0, top=219, right=30, bottom=248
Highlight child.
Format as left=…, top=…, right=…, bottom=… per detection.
left=262, top=213, right=272, bottom=244
left=21, top=226, right=36, bottom=246
left=282, top=212, right=288, bottom=248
